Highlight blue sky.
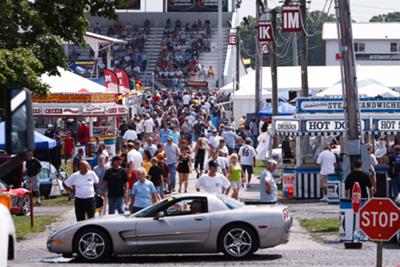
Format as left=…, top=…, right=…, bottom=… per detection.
left=239, top=0, right=400, bottom=22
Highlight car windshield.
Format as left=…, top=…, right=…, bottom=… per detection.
left=131, top=197, right=176, bottom=218
left=217, top=195, right=244, bottom=209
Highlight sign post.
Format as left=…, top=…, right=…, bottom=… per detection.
left=359, top=198, right=400, bottom=267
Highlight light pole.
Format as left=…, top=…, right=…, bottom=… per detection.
left=218, top=0, right=223, bottom=90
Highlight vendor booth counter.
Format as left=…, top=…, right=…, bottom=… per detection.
left=33, top=93, right=128, bottom=156
left=273, top=97, right=400, bottom=200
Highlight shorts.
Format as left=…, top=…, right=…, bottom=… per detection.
left=320, top=174, right=328, bottom=188
left=26, top=175, right=40, bottom=192
left=156, top=186, right=164, bottom=197
left=241, top=165, right=253, bottom=175
left=231, top=181, right=241, bottom=189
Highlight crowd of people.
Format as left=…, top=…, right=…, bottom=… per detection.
left=154, top=19, right=213, bottom=87
left=49, top=88, right=278, bottom=221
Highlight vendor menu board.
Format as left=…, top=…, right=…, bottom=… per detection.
left=168, top=0, right=228, bottom=12
left=33, top=94, right=117, bottom=103
left=296, top=97, right=400, bottom=113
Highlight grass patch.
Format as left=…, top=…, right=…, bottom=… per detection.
left=13, top=215, right=57, bottom=241
left=40, top=196, right=73, bottom=207
left=300, top=218, right=340, bottom=234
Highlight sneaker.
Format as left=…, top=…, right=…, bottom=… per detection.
left=35, top=201, right=41, bottom=206
left=320, top=196, right=328, bottom=202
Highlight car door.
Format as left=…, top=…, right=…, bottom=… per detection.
left=135, top=197, right=211, bottom=253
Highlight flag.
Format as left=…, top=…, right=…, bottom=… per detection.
left=104, top=69, right=119, bottom=93
left=114, top=67, right=130, bottom=92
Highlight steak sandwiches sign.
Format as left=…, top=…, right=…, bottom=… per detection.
left=297, top=97, right=400, bottom=114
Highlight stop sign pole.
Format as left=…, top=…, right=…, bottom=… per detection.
left=360, top=198, right=400, bottom=267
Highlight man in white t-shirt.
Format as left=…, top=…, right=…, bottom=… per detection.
left=63, top=160, right=99, bottom=221
left=316, top=145, right=336, bottom=201
left=208, top=129, right=221, bottom=149
left=205, top=149, right=229, bottom=176
left=196, top=160, right=230, bottom=195
left=238, top=138, right=257, bottom=187
left=123, top=125, right=138, bottom=142
left=144, top=115, right=154, bottom=139
left=127, top=142, right=143, bottom=172
left=182, top=93, right=191, bottom=106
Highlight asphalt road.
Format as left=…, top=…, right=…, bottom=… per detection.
left=9, top=173, right=400, bottom=267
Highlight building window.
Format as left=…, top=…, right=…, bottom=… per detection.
left=391, top=42, right=398, bottom=52
left=354, top=42, right=365, bottom=52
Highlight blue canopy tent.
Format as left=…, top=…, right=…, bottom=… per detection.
left=257, top=101, right=296, bottom=117
left=0, top=122, right=56, bottom=150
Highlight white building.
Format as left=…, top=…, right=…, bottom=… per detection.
left=322, top=22, right=400, bottom=66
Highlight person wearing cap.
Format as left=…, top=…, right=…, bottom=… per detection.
left=103, top=156, right=129, bottom=214
left=44, top=123, right=56, bottom=139
left=316, top=145, right=336, bottom=202
left=259, top=160, right=278, bottom=203
left=238, top=138, right=257, bottom=188
left=165, top=136, right=180, bottom=192
left=196, top=160, right=230, bottom=195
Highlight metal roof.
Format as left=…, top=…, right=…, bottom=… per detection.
left=322, top=22, right=400, bottom=40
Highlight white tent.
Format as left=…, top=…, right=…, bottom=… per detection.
left=228, top=65, right=400, bottom=124
left=223, top=65, right=400, bottom=94
left=316, top=79, right=400, bottom=97
left=41, top=67, right=107, bottom=94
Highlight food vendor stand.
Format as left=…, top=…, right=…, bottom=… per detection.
left=33, top=68, right=128, bottom=156
left=272, top=96, right=400, bottom=200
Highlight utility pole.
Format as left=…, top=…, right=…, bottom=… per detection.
left=336, top=0, right=361, bottom=164
left=218, top=0, right=223, bottom=90
left=236, top=27, right=240, bottom=91
left=300, top=0, right=309, bottom=96
left=255, top=0, right=261, bottom=113
left=270, top=9, right=278, bottom=116
left=292, top=33, right=298, bottom=66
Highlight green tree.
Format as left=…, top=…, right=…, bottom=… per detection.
left=238, top=10, right=335, bottom=67
left=0, top=0, right=120, bottom=97
left=370, top=12, right=400, bottom=22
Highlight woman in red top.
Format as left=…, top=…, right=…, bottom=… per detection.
left=64, top=131, right=74, bottom=163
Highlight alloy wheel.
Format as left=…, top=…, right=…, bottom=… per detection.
left=223, top=228, right=253, bottom=257
left=78, top=232, right=106, bottom=260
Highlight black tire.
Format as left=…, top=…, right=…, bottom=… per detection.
left=73, top=227, right=112, bottom=262
left=219, top=223, right=258, bottom=259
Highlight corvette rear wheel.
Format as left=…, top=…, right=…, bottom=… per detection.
left=220, top=224, right=257, bottom=258
left=74, top=227, right=111, bottom=261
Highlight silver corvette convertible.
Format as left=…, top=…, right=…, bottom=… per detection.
left=47, top=193, right=292, bottom=261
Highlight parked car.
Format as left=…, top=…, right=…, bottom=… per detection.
left=47, top=193, right=292, bottom=261
left=36, top=161, right=65, bottom=198
left=0, top=180, right=31, bottom=216
left=0, top=200, right=16, bottom=266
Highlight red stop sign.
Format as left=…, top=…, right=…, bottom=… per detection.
left=360, top=198, right=400, bottom=241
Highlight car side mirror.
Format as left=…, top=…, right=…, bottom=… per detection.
left=4, top=88, right=34, bottom=155
left=154, top=211, right=165, bottom=221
